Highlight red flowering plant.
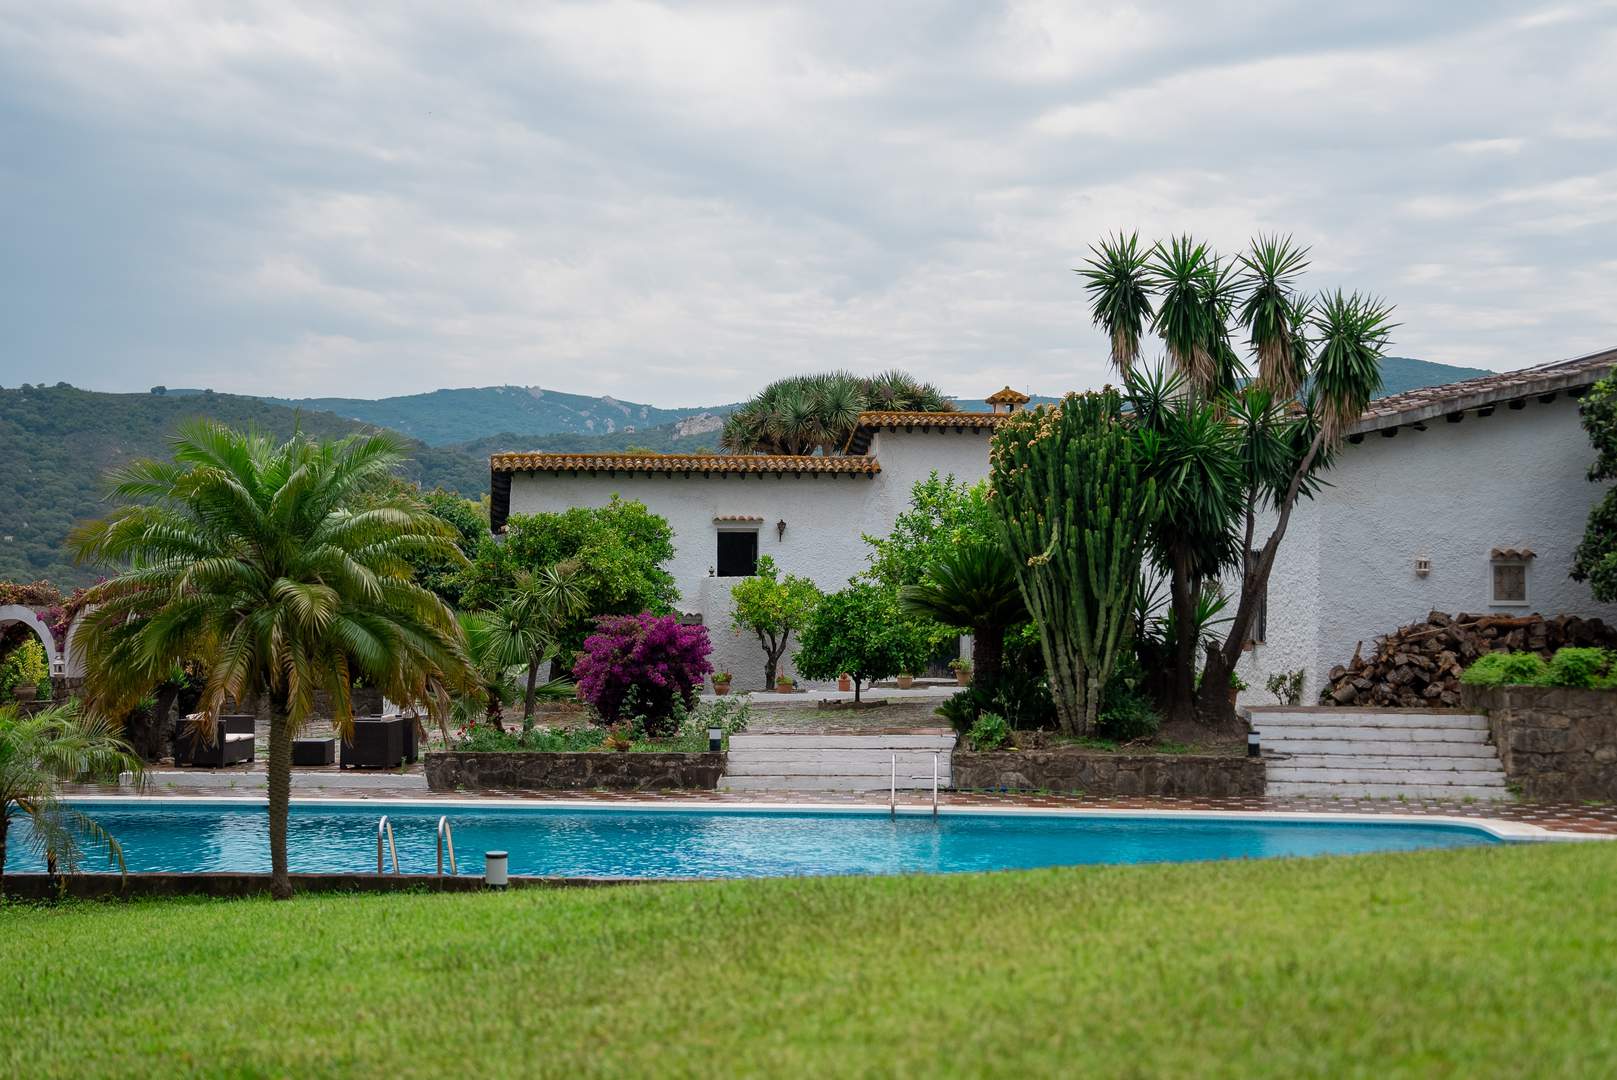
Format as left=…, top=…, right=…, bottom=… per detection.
left=573, top=612, right=712, bottom=737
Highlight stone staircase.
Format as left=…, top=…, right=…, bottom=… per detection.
left=1250, top=707, right=1510, bottom=800
left=722, top=733, right=956, bottom=792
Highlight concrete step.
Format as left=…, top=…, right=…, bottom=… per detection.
left=1271, top=754, right=1506, bottom=772
left=1257, top=737, right=1497, bottom=757
left=1266, top=780, right=1512, bottom=800
left=726, top=755, right=950, bottom=777
left=1247, top=709, right=1487, bottom=730
left=1255, top=725, right=1489, bottom=743
left=1267, top=766, right=1506, bottom=786
left=728, top=734, right=956, bottom=750
left=720, top=774, right=941, bottom=792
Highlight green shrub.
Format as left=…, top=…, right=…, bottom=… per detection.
left=1459, top=652, right=1551, bottom=687
left=1544, top=647, right=1614, bottom=689
left=967, top=711, right=1011, bottom=751
left=0, top=639, right=51, bottom=700
left=1095, top=685, right=1161, bottom=743
left=935, top=688, right=990, bottom=734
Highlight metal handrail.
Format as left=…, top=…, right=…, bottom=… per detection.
left=436, top=816, right=458, bottom=877
left=376, top=815, right=399, bottom=874
left=890, top=754, right=897, bottom=817
left=932, top=752, right=939, bottom=818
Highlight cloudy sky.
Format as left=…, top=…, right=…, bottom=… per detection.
left=2, top=2, right=1615, bottom=405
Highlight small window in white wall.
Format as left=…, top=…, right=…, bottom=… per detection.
left=716, top=530, right=759, bottom=577
left=1489, top=547, right=1534, bottom=606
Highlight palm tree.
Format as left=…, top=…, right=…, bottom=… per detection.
left=70, top=422, right=474, bottom=899
left=453, top=611, right=576, bottom=735
left=1084, top=233, right=1394, bottom=727
left=721, top=371, right=955, bottom=456
left=1, top=702, right=144, bottom=887
left=899, top=540, right=1027, bottom=690
left=475, top=562, right=588, bottom=731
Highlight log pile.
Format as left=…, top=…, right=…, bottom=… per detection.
left=1319, top=611, right=1617, bottom=707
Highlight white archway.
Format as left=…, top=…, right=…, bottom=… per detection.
left=0, top=604, right=60, bottom=672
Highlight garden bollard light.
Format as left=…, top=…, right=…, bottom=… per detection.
left=708, top=726, right=723, bottom=752
left=485, top=850, right=509, bottom=888
left=1248, top=732, right=1261, bottom=757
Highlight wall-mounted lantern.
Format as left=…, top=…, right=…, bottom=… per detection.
left=776, top=519, right=787, bottom=542
left=1414, top=553, right=1431, bottom=577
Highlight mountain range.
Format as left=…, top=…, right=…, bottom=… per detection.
left=1, top=356, right=1491, bottom=586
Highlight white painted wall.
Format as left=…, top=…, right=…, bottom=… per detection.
left=505, top=428, right=994, bottom=691
left=1239, top=395, right=1617, bottom=704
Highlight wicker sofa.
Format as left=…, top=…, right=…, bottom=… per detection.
left=174, top=714, right=257, bottom=767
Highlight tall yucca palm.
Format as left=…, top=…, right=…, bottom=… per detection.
left=1147, top=236, right=1225, bottom=394
left=1, top=702, right=144, bottom=887
left=1079, top=231, right=1154, bottom=376
left=898, top=540, right=1027, bottom=689
left=1239, top=235, right=1311, bottom=397
left=70, top=422, right=474, bottom=899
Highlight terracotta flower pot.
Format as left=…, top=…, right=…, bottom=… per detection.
left=713, top=681, right=731, bottom=697
left=954, top=671, right=970, bottom=686
left=896, top=674, right=914, bottom=690
left=13, top=684, right=38, bottom=703
left=776, top=680, right=793, bottom=694
left=837, top=674, right=852, bottom=692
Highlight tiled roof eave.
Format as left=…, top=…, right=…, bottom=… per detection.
left=1349, top=350, right=1615, bottom=435
left=490, top=452, right=880, bottom=477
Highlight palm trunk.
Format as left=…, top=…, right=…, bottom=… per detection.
left=1167, top=554, right=1198, bottom=726
left=971, top=624, right=1004, bottom=689
left=523, top=659, right=540, bottom=732
left=267, top=706, right=293, bottom=900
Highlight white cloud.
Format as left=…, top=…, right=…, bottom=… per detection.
left=0, top=0, right=1615, bottom=403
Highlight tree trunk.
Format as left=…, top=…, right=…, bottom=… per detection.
left=1167, top=554, right=1198, bottom=726
left=756, top=629, right=781, bottom=689
left=852, top=674, right=862, bottom=704
left=266, top=705, right=293, bottom=901
left=522, top=658, right=540, bottom=732
left=971, top=624, right=1004, bottom=690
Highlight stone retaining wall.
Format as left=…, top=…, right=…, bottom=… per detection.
left=953, top=749, right=1264, bottom=797
left=1462, top=685, right=1617, bottom=801
left=426, top=751, right=725, bottom=792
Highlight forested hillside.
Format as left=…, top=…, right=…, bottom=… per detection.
left=0, top=385, right=484, bottom=586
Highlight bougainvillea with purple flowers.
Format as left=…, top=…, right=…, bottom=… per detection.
left=573, top=612, right=713, bottom=735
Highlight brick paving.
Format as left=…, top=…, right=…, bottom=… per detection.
left=68, top=782, right=1617, bottom=835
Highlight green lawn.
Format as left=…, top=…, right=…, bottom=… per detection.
left=4, top=843, right=1616, bottom=1077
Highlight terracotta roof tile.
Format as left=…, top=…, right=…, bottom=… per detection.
left=490, top=452, right=880, bottom=476
left=844, top=410, right=1008, bottom=453
left=1350, top=348, right=1615, bottom=434
left=985, top=386, right=1031, bottom=404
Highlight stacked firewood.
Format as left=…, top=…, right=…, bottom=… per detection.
left=1319, top=611, right=1617, bottom=707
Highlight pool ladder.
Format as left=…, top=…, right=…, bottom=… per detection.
left=376, top=815, right=399, bottom=874
left=889, top=753, right=941, bottom=818
left=374, top=814, right=459, bottom=877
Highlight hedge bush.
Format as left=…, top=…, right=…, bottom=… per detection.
left=1460, top=648, right=1615, bottom=690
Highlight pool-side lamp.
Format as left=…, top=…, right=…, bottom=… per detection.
left=484, top=850, right=509, bottom=889
left=1247, top=731, right=1261, bottom=758
left=707, top=726, right=723, bottom=753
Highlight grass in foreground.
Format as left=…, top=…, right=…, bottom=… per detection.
left=4, top=843, right=1617, bottom=1077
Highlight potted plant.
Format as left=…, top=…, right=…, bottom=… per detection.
left=948, top=658, right=972, bottom=686
left=1228, top=670, right=1249, bottom=707
left=837, top=673, right=852, bottom=692
left=896, top=672, right=915, bottom=690
left=712, top=672, right=733, bottom=696
left=775, top=674, right=795, bottom=694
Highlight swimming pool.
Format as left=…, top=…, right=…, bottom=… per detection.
left=5, top=800, right=1504, bottom=878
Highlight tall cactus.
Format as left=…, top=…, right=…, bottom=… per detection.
left=989, top=390, right=1161, bottom=735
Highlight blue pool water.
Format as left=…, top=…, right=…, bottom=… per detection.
left=6, top=801, right=1500, bottom=878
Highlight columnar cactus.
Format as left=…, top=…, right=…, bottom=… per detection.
left=988, top=389, right=1160, bottom=735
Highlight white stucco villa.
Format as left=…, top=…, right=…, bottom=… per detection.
left=490, top=351, right=1617, bottom=699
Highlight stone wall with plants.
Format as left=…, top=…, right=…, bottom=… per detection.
left=953, top=748, right=1264, bottom=797
left=1463, top=685, right=1617, bottom=801
left=426, top=750, right=725, bottom=791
